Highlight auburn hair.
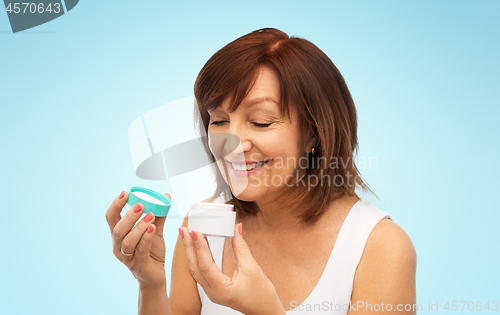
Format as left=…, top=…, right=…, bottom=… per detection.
left=193, top=27, right=376, bottom=224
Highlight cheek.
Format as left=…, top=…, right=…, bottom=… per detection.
left=254, top=134, right=301, bottom=168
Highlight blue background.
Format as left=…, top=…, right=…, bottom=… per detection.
left=1, top=1, right=498, bottom=314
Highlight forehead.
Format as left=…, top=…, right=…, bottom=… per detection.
left=209, top=96, right=280, bottom=115
left=209, top=66, right=281, bottom=114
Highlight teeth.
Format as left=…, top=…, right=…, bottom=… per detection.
left=230, top=160, right=266, bottom=171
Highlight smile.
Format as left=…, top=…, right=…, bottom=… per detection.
left=226, top=160, right=269, bottom=177
left=229, top=160, right=267, bottom=171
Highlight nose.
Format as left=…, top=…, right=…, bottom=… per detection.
left=225, top=139, right=252, bottom=156
left=224, top=123, right=253, bottom=158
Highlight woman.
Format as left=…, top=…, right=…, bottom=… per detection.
left=105, top=28, right=417, bottom=314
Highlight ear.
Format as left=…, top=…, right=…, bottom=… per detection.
left=305, top=135, right=318, bottom=152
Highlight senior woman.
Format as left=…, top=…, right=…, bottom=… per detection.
left=106, top=28, right=416, bottom=315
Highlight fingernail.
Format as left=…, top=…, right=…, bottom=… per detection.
left=118, top=191, right=124, bottom=199
left=178, top=228, right=184, bottom=239
left=191, top=231, right=198, bottom=241
left=147, top=224, right=154, bottom=234
left=133, top=203, right=142, bottom=213
left=238, top=223, right=242, bottom=235
left=144, top=212, right=153, bottom=223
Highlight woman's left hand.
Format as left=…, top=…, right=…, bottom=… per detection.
left=179, top=223, right=286, bottom=315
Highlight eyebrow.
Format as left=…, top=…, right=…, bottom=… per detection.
left=209, top=97, right=279, bottom=114
left=242, top=97, right=279, bottom=108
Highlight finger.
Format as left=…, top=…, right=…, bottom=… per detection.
left=134, top=224, right=156, bottom=264
left=111, top=203, right=144, bottom=259
left=193, top=230, right=231, bottom=290
left=154, top=193, right=171, bottom=237
left=105, top=190, right=129, bottom=234
left=231, top=223, right=257, bottom=269
left=180, top=228, right=211, bottom=290
left=120, top=211, right=156, bottom=260
left=204, top=235, right=211, bottom=252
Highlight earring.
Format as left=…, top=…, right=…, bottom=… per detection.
left=307, top=147, right=316, bottom=169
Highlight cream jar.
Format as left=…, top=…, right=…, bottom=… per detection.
left=187, top=203, right=236, bottom=238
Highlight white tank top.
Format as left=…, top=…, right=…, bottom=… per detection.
left=196, top=198, right=393, bottom=314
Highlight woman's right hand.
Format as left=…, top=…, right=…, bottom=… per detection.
left=105, top=191, right=171, bottom=289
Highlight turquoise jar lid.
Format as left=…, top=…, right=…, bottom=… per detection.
left=127, top=186, right=171, bottom=217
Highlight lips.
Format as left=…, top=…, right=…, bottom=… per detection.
left=228, top=160, right=268, bottom=171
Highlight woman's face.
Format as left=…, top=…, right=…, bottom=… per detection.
left=207, top=65, right=307, bottom=203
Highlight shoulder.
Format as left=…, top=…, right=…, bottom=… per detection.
left=357, top=217, right=417, bottom=277
left=363, top=217, right=417, bottom=267
left=349, top=217, right=417, bottom=313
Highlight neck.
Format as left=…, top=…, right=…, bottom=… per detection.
left=243, top=194, right=319, bottom=236
left=239, top=193, right=360, bottom=236
left=251, top=199, right=307, bottom=234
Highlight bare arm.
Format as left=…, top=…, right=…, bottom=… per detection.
left=348, top=218, right=417, bottom=315
left=138, top=214, right=202, bottom=315
left=136, top=213, right=202, bottom=315
left=139, top=282, right=172, bottom=315
left=169, top=214, right=203, bottom=315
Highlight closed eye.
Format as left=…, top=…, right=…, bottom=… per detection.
left=253, top=122, right=273, bottom=128
left=209, top=121, right=227, bottom=126
left=209, top=121, right=273, bottom=128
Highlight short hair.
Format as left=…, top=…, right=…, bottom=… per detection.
left=194, top=27, right=376, bottom=224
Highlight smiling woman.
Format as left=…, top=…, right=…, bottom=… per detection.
left=194, top=28, right=376, bottom=223
left=182, top=27, right=414, bottom=314
left=106, top=27, right=416, bottom=315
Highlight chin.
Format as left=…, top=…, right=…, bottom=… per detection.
left=230, top=187, right=263, bottom=202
